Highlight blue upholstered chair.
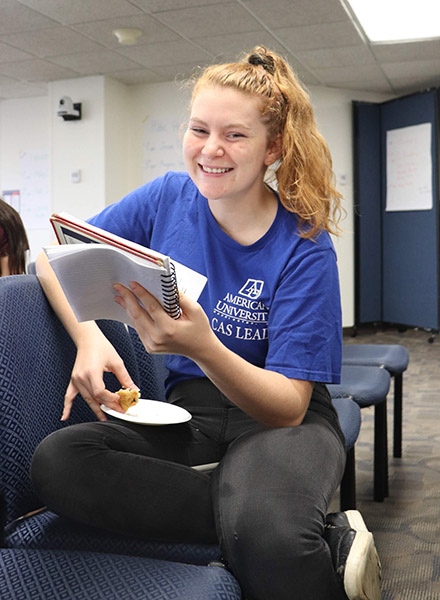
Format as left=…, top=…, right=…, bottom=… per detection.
left=0, top=275, right=239, bottom=599
left=332, top=397, right=362, bottom=510
left=328, top=365, right=391, bottom=503
left=0, top=550, right=240, bottom=600
left=342, top=343, right=409, bottom=458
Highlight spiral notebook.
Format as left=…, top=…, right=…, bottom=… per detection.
left=45, top=212, right=207, bottom=325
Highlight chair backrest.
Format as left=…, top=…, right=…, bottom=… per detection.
left=127, top=326, right=167, bottom=402
left=0, top=275, right=141, bottom=526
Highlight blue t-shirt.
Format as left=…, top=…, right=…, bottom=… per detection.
left=88, top=172, right=342, bottom=393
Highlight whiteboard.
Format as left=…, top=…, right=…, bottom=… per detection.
left=19, top=150, right=51, bottom=229
left=386, top=123, right=432, bottom=212
left=143, top=117, right=185, bottom=182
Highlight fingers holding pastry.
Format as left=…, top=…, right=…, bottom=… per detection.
left=62, top=377, right=126, bottom=422
left=62, top=380, right=110, bottom=422
left=116, top=387, right=140, bottom=412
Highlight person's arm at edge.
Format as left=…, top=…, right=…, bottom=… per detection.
left=36, top=244, right=102, bottom=348
left=36, top=246, right=138, bottom=421
left=0, top=255, right=10, bottom=276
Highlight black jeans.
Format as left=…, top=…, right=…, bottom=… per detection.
left=31, top=379, right=347, bottom=600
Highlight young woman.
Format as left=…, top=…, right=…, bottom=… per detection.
left=31, top=47, right=381, bottom=600
left=0, top=198, right=29, bottom=276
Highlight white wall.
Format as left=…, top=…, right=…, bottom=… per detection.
left=50, top=76, right=106, bottom=220
left=0, top=76, right=392, bottom=326
left=0, top=96, right=50, bottom=262
left=104, top=77, right=132, bottom=208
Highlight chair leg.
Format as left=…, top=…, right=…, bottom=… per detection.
left=393, top=373, right=403, bottom=458
left=374, top=400, right=389, bottom=502
left=340, top=447, right=356, bottom=510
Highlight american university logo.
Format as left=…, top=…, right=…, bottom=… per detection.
left=211, top=279, right=269, bottom=342
left=238, top=278, right=264, bottom=300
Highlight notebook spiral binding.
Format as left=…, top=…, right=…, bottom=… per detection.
left=161, top=262, right=181, bottom=319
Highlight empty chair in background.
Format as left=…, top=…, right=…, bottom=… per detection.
left=328, top=365, right=391, bottom=503
left=342, top=343, right=410, bottom=458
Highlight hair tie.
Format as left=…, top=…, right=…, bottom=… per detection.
left=248, top=53, right=275, bottom=75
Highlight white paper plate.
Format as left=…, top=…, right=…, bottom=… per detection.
left=101, top=399, right=192, bottom=425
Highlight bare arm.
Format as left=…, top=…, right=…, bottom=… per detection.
left=36, top=248, right=139, bottom=421
left=0, top=255, right=10, bottom=276
left=192, top=335, right=312, bottom=427
left=114, top=281, right=312, bottom=427
left=36, top=247, right=101, bottom=346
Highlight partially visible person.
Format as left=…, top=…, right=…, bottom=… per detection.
left=0, top=198, right=29, bottom=276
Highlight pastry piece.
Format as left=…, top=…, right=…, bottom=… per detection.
left=116, top=388, right=140, bottom=412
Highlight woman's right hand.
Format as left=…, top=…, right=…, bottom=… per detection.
left=62, top=335, right=139, bottom=422
left=35, top=248, right=139, bottom=422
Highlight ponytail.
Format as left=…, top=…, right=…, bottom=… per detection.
left=188, top=46, right=343, bottom=238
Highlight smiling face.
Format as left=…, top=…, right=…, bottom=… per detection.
left=183, top=85, right=281, bottom=206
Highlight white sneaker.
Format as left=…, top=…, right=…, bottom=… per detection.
left=325, top=510, right=382, bottom=600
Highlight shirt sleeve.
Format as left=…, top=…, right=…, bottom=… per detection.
left=265, top=245, right=342, bottom=384
left=86, top=176, right=166, bottom=247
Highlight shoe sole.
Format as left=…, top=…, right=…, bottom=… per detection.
left=344, top=510, right=369, bottom=532
left=343, top=511, right=382, bottom=600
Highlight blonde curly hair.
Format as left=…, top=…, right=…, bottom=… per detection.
left=188, top=46, right=343, bottom=239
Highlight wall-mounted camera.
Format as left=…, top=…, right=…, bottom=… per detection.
left=57, top=96, right=82, bottom=121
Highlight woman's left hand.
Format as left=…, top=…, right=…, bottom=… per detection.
left=113, top=281, right=215, bottom=359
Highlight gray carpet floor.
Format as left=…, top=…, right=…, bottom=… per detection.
left=337, top=326, right=440, bottom=600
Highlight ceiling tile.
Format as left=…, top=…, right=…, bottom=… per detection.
left=295, top=45, right=375, bottom=70
left=130, top=0, right=220, bottom=11
left=331, top=80, right=394, bottom=94
left=0, top=0, right=58, bottom=33
left=382, top=58, right=440, bottom=80
left=293, top=69, right=322, bottom=87
left=154, top=3, right=262, bottom=38
left=389, top=75, right=440, bottom=94
left=148, top=60, right=214, bottom=82
left=0, top=74, right=17, bottom=85
left=0, top=40, right=33, bottom=62
left=0, top=27, right=105, bottom=58
left=371, top=39, right=440, bottom=64
left=275, top=21, right=361, bottom=52
left=50, top=49, right=142, bottom=75
left=241, top=0, right=349, bottom=29
left=312, top=64, right=389, bottom=85
left=193, top=30, right=287, bottom=62
left=119, top=39, right=212, bottom=68
left=16, top=0, right=142, bottom=25
left=72, top=14, right=179, bottom=48
left=0, top=57, right=78, bottom=81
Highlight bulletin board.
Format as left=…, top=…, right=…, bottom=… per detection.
left=353, top=89, right=439, bottom=331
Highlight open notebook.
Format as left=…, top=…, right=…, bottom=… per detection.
left=45, top=212, right=207, bottom=325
